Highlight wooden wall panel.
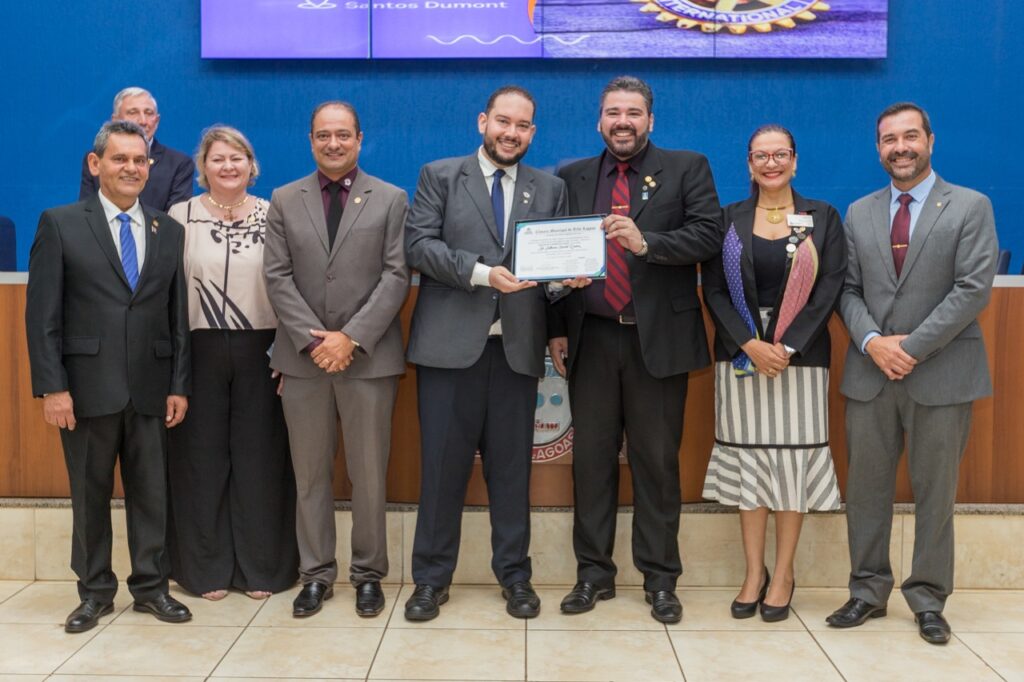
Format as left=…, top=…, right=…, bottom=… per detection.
left=3, top=283, right=1022, bottom=504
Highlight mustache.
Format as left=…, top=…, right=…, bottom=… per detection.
left=888, top=151, right=918, bottom=162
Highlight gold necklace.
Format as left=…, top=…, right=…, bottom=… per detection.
left=757, top=203, right=792, bottom=225
left=205, top=193, right=248, bottom=221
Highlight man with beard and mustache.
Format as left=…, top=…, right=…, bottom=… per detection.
left=547, top=75, right=721, bottom=624
left=404, top=85, right=567, bottom=621
left=828, top=102, right=997, bottom=645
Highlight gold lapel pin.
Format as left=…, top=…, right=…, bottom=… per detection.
left=353, top=196, right=362, bottom=204
left=149, top=158, right=155, bottom=166
left=937, top=202, right=943, bottom=207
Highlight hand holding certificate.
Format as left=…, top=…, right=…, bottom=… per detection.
left=512, top=215, right=607, bottom=282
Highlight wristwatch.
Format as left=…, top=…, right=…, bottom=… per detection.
left=634, top=236, right=649, bottom=257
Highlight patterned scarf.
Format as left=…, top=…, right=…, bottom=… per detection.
left=722, top=224, right=757, bottom=377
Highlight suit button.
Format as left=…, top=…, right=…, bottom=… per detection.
left=327, top=275, right=335, bottom=282
left=895, top=290, right=902, bottom=299
left=492, top=294, right=499, bottom=300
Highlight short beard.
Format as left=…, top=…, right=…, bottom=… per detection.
left=603, top=126, right=648, bottom=160
left=484, top=137, right=527, bottom=167
left=884, top=152, right=929, bottom=183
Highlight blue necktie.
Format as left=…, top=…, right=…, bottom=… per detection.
left=117, top=213, right=139, bottom=290
left=491, top=169, right=505, bottom=243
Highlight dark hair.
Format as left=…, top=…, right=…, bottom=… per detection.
left=747, top=124, right=797, bottom=196
left=599, top=75, right=653, bottom=115
left=876, top=102, right=932, bottom=142
left=92, top=120, right=148, bottom=157
left=310, top=100, right=361, bottom=136
left=485, top=85, right=536, bottom=118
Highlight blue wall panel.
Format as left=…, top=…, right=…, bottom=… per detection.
left=0, top=2, right=1020, bottom=270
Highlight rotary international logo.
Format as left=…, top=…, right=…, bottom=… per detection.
left=533, top=356, right=573, bottom=462
left=633, top=0, right=830, bottom=34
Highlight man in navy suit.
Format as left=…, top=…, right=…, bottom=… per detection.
left=79, top=87, right=193, bottom=211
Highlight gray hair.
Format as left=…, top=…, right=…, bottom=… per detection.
left=600, top=75, right=654, bottom=115
left=92, top=120, right=148, bottom=157
left=112, top=87, right=158, bottom=116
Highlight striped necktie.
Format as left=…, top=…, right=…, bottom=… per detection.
left=604, top=162, right=632, bottom=311
left=117, top=212, right=139, bottom=290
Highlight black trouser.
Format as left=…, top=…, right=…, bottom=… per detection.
left=167, top=329, right=297, bottom=594
left=412, top=339, right=537, bottom=588
left=568, top=316, right=688, bottom=592
left=61, top=401, right=169, bottom=604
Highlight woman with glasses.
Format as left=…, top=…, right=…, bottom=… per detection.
left=701, top=124, right=847, bottom=622
left=166, top=125, right=298, bottom=601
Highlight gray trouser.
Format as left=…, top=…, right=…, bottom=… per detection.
left=845, top=381, right=972, bottom=613
left=281, top=372, right=398, bottom=586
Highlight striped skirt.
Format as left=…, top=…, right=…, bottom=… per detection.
left=702, top=361, right=841, bottom=512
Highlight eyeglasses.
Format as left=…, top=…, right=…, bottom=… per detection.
left=749, top=149, right=794, bottom=166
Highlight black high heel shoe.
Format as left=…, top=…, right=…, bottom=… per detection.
left=760, top=579, right=795, bottom=622
left=730, top=566, right=770, bottom=619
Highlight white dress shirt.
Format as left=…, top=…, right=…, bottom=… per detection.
left=97, top=190, right=147, bottom=272
left=470, top=147, right=519, bottom=335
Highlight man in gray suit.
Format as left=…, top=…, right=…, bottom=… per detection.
left=829, top=102, right=998, bottom=644
left=264, top=101, right=410, bottom=619
left=404, top=85, right=567, bottom=621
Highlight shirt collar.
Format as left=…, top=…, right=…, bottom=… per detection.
left=601, top=140, right=650, bottom=177
left=318, top=167, right=359, bottom=191
left=97, top=190, right=144, bottom=226
left=891, top=170, right=936, bottom=207
left=477, top=147, right=518, bottom=183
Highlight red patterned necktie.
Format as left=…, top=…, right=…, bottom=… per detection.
left=891, top=193, right=912, bottom=277
left=604, top=161, right=633, bottom=311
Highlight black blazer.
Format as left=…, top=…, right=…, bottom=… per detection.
left=701, top=191, right=847, bottom=368
left=26, top=196, right=190, bottom=418
left=548, top=143, right=722, bottom=379
left=79, top=138, right=195, bottom=212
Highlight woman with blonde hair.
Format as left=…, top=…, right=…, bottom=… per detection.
left=167, top=125, right=298, bottom=600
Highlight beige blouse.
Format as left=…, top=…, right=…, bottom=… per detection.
left=168, top=196, right=278, bottom=331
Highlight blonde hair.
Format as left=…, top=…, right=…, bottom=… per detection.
left=195, top=125, right=260, bottom=189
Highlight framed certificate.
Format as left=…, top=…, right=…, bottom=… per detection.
left=512, top=215, right=607, bottom=282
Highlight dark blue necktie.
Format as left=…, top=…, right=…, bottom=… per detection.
left=491, top=169, right=505, bottom=243
left=117, top=213, right=139, bottom=290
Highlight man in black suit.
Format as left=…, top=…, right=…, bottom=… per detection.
left=548, top=76, right=721, bottom=623
left=79, top=87, right=194, bottom=211
left=27, top=120, right=192, bottom=633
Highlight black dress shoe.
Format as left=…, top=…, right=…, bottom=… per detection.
left=560, top=582, right=615, bottom=614
left=826, top=598, right=887, bottom=628
left=731, top=566, right=770, bottom=619
left=916, top=611, right=951, bottom=644
left=502, top=581, right=540, bottom=618
left=355, top=581, right=385, bottom=617
left=65, top=599, right=114, bottom=633
left=404, top=584, right=449, bottom=621
left=292, top=581, right=334, bottom=617
left=133, top=593, right=192, bottom=623
left=760, top=580, right=795, bottom=623
left=645, top=590, right=683, bottom=624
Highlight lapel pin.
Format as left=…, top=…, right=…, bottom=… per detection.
left=149, top=158, right=155, bottom=166
left=523, top=191, right=530, bottom=198
left=353, top=196, right=362, bottom=204
left=642, top=190, right=649, bottom=201
left=150, top=219, right=159, bottom=234
left=937, top=202, right=943, bottom=207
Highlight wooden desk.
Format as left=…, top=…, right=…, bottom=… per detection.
left=3, top=275, right=1022, bottom=504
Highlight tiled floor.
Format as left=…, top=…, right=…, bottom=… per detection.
left=0, top=581, right=1021, bottom=681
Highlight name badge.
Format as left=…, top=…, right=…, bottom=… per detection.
left=787, top=214, right=814, bottom=228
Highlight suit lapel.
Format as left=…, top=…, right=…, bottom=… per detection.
left=299, top=173, right=331, bottom=253
left=899, top=177, right=951, bottom=284
left=149, top=139, right=165, bottom=172
left=328, top=171, right=373, bottom=263
left=83, top=196, right=131, bottom=290
left=461, top=156, right=501, bottom=246
left=570, top=157, right=601, bottom=216
left=630, top=144, right=662, bottom=221
left=870, top=187, right=898, bottom=284
left=133, top=206, right=159, bottom=297
left=506, top=167, right=537, bottom=257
